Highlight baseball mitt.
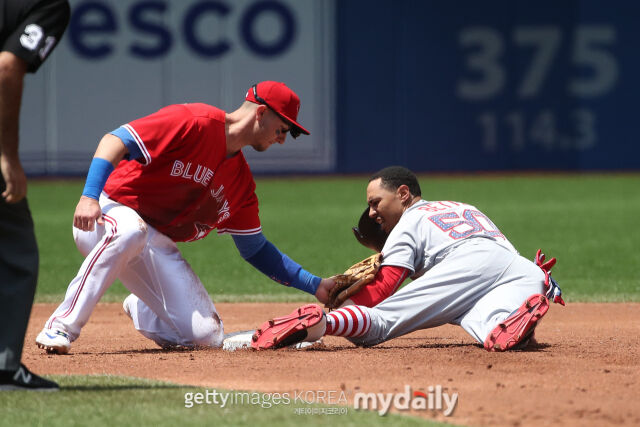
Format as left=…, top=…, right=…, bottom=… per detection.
left=326, top=253, right=382, bottom=309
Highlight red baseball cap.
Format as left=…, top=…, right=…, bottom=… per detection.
left=245, top=81, right=310, bottom=137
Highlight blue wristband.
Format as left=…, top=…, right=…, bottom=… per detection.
left=295, top=270, right=322, bottom=295
left=82, top=157, right=114, bottom=200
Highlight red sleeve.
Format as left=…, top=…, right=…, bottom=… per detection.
left=349, top=265, right=410, bottom=307
left=124, top=105, right=200, bottom=165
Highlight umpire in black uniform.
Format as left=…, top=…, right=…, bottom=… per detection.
left=0, top=0, right=69, bottom=390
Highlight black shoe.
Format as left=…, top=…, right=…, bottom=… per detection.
left=0, top=364, right=59, bottom=391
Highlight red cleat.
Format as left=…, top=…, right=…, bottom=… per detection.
left=251, top=304, right=324, bottom=350
left=484, top=294, right=549, bottom=352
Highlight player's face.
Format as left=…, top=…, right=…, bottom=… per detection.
left=366, top=178, right=406, bottom=233
left=252, top=108, right=291, bottom=152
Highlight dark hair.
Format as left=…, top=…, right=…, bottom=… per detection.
left=369, top=166, right=421, bottom=197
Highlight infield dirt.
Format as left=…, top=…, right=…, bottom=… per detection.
left=25, top=303, right=639, bottom=426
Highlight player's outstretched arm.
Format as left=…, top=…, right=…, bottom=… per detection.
left=73, top=134, right=127, bottom=231
left=232, top=233, right=331, bottom=301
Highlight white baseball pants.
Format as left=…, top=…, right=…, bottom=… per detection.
left=350, top=238, right=545, bottom=347
left=44, top=195, right=224, bottom=348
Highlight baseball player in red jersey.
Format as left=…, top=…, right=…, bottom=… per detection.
left=36, top=81, right=335, bottom=354
left=252, top=166, right=564, bottom=351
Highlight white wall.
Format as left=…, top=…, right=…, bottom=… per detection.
left=19, top=0, right=335, bottom=175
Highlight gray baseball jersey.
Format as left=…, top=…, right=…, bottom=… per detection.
left=351, top=199, right=545, bottom=346
left=381, top=199, right=517, bottom=277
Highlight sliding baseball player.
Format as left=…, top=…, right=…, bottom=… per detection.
left=252, top=166, right=564, bottom=351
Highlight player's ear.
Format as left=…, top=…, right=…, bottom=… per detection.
left=397, top=185, right=411, bottom=203
left=255, top=104, right=268, bottom=121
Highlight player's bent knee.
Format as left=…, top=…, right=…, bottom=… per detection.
left=72, top=217, right=149, bottom=257
left=192, top=329, right=224, bottom=348
left=189, top=314, right=224, bottom=348
left=73, top=226, right=103, bottom=256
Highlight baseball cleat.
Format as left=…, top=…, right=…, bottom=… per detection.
left=35, top=329, right=71, bottom=355
left=251, top=304, right=325, bottom=350
left=484, top=294, right=549, bottom=352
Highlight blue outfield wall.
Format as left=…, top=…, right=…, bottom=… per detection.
left=336, top=0, right=640, bottom=173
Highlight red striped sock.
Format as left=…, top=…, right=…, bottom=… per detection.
left=325, top=306, right=371, bottom=337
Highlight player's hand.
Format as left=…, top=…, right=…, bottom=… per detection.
left=315, top=278, right=335, bottom=304
left=74, top=196, right=103, bottom=231
left=1, top=154, right=27, bottom=203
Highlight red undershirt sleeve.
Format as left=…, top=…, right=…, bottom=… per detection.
left=349, top=265, right=410, bottom=307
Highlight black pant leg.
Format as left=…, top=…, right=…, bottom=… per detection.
left=0, top=178, right=38, bottom=370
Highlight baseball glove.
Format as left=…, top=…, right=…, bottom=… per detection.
left=326, top=253, right=382, bottom=309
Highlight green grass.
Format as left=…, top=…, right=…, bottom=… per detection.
left=28, top=174, right=640, bottom=303
left=0, top=375, right=446, bottom=427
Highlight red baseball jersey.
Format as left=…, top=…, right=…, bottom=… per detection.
left=103, top=103, right=261, bottom=242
